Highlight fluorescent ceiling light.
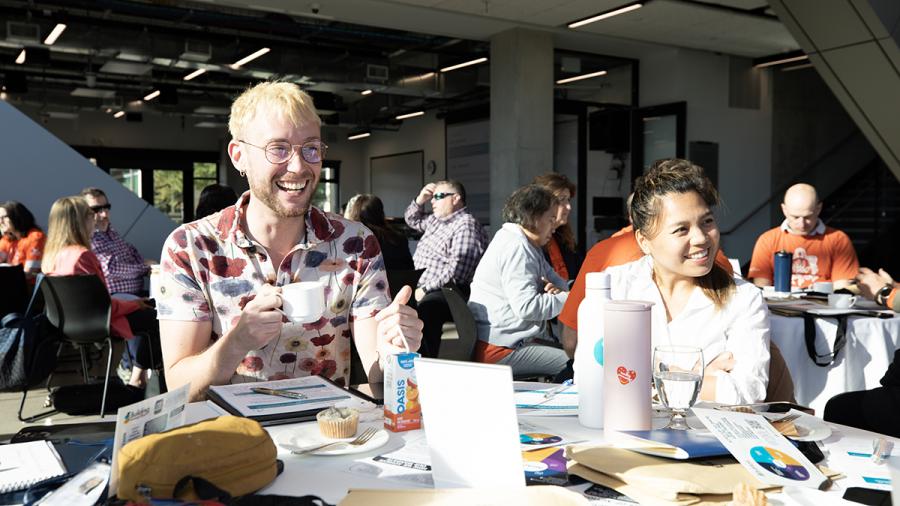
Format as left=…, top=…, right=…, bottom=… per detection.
left=754, top=54, right=808, bottom=68
left=71, top=87, right=116, bottom=98
left=230, top=47, right=270, bottom=69
left=15, top=49, right=25, bottom=64
left=44, top=23, right=67, bottom=45
left=440, top=57, right=488, bottom=73
left=114, top=111, right=125, bottom=118
left=360, top=89, right=373, bottom=95
left=781, top=62, right=814, bottom=72
left=143, top=90, right=161, bottom=101
left=194, top=106, right=230, bottom=115
left=556, top=70, right=607, bottom=84
left=184, top=68, right=206, bottom=81
left=396, top=111, right=425, bottom=120
left=194, top=121, right=227, bottom=128
left=348, top=132, right=371, bottom=140
left=569, top=3, right=643, bottom=28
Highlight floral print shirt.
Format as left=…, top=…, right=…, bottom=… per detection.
left=156, top=191, right=391, bottom=386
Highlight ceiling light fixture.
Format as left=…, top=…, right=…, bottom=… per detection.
left=114, top=111, right=125, bottom=118
left=44, top=23, right=67, bottom=45
left=440, top=57, right=488, bottom=73
left=143, top=90, right=161, bottom=101
left=348, top=132, right=371, bottom=140
left=556, top=70, right=607, bottom=84
left=753, top=53, right=808, bottom=68
left=568, top=2, right=643, bottom=28
left=360, top=89, right=373, bottom=95
left=230, top=47, right=270, bottom=69
left=15, top=49, right=26, bottom=64
left=184, top=68, right=206, bottom=81
left=396, top=111, right=425, bottom=120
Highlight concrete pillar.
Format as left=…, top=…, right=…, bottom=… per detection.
left=490, top=28, right=554, bottom=232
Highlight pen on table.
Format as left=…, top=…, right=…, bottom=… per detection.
left=251, top=387, right=307, bottom=400
left=543, top=379, right=574, bottom=399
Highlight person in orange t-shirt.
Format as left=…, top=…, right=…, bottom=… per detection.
left=747, top=183, right=858, bottom=290
left=0, top=201, right=46, bottom=280
left=558, top=224, right=733, bottom=356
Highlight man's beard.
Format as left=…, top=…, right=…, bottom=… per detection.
left=249, top=176, right=315, bottom=218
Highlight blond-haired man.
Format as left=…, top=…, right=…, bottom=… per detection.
left=157, top=82, right=422, bottom=400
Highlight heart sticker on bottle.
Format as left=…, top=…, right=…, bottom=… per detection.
left=616, top=366, right=636, bottom=385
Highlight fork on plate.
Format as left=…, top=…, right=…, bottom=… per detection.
left=291, top=427, right=379, bottom=455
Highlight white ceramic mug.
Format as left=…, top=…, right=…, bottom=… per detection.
left=828, top=293, right=857, bottom=309
left=281, top=281, right=325, bottom=323
left=812, top=281, right=834, bottom=294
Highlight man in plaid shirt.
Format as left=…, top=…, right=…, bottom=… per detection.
left=405, top=180, right=488, bottom=357
left=81, top=188, right=151, bottom=296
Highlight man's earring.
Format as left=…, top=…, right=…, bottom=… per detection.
left=239, top=169, right=246, bottom=177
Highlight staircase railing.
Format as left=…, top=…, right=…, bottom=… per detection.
left=721, top=130, right=870, bottom=236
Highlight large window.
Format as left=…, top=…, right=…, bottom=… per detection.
left=313, top=164, right=340, bottom=213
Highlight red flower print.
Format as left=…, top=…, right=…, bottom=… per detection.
left=334, top=377, right=346, bottom=387
left=341, top=272, right=355, bottom=286
left=302, top=316, right=328, bottom=331
left=361, top=235, right=381, bottom=259
left=309, top=361, right=324, bottom=375
left=328, top=219, right=345, bottom=238
left=172, top=229, right=188, bottom=248
left=237, top=294, right=256, bottom=310
left=320, top=360, right=337, bottom=378
left=355, top=259, right=369, bottom=274
left=241, top=356, right=263, bottom=372
left=194, top=235, right=219, bottom=253
left=299, top=358, right=316, bottom=372
left=343, top=236, right=364, bottom=255
left=200, top=255, right=246, bottom=278
left=280, top=353, right=298, bottom=364
left=311, top=211, right=332, bottom=240
left=169, top=250, right=193, bottom=272
left=312, top=333, right=335, bottom=347
left=341, top=329, right=352, bottom=338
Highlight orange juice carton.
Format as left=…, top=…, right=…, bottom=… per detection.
left=383, top=351, right=421, bottom=432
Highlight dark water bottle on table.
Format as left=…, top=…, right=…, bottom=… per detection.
left=774, top=250, right=792, bottom=293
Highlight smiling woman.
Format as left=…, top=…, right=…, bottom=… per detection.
left=602, top=159, right=771, bottom=405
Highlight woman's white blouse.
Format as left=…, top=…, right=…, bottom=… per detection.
left=604, top=256, right=771, bottom=404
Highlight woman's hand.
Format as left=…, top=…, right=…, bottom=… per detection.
left=541, top=277, right=565, bottom=295
left=699, top=351, right=735, bottom=401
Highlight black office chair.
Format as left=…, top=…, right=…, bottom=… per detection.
left=0, top=264, right=28, bottom=318
left=385, top=269, right=425, bottom=309
left=438, top=284, right=477, bottom=361
left=40, top=274, right=116, bottom=417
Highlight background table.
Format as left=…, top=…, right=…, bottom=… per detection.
left=770, top=313, right=900, bottom=414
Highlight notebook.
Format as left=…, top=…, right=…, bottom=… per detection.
left=413, top=358, right=525, bottom=488
left=0, top=440, right=67, bottom=493
left=619, top=429, right=730, bottom=460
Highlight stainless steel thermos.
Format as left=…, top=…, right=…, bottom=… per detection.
left=774, top=250, right=792, bottom=293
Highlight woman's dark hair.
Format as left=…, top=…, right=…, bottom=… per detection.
left=532, top=172, right=576, bottom=251
left=195, top=184, right=238, bottom=219
left=0, top=201, right=38, bottom=237
left=631, top=158, right=734, bottom=310
left=344, top=194, right=404, bottom=246
left=502, top=184, right=556, bottom=233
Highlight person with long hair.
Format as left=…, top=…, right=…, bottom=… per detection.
left=344, top=194, right=413, bottom=271
left=0, top=201, right=46, bottom=279
left=195, top=183, right=238, bottom=220
left=468, top=185, right=569, bottom=377
left=42, top=196, right=160, bottom=388
left=532, top=173, right=581, bottom=282
left=600, top=159, right=770, bottom=403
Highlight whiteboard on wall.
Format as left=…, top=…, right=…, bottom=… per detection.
left=370, top=151, right=424, bottom=218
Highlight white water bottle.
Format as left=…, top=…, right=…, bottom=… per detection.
left=576, top=272, right=611, bottom=428
left=603, top=300, right=653, bottom=432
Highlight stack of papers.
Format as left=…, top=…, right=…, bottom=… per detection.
left=0, top=440, right=67, bottom=493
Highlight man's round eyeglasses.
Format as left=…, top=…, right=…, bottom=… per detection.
left=433, top=192, right=456, bottom=201
left=90, top=204, right=112, bottom=214
left=238, top=139, right=328, bottom=165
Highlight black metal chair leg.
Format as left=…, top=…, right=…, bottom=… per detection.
left=18, top=384, right=58, bottom=422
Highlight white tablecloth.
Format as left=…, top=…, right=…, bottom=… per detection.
left=770, top=313, right=900, bottom=414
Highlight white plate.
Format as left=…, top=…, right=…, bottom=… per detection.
left=789, top=415, right=832, bottom=442
left=276, top=424, right=389, bottom=456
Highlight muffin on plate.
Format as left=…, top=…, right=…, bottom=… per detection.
left=316, top=406, right=359, bottom=438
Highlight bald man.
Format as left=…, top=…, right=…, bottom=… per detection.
left=748, top=183, right=859, bottom=290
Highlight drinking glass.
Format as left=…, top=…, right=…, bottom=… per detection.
left=653, top=345, right=704, bottom=430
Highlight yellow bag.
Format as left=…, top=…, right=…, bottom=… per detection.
left=116, top=415, right=278, bottom=502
